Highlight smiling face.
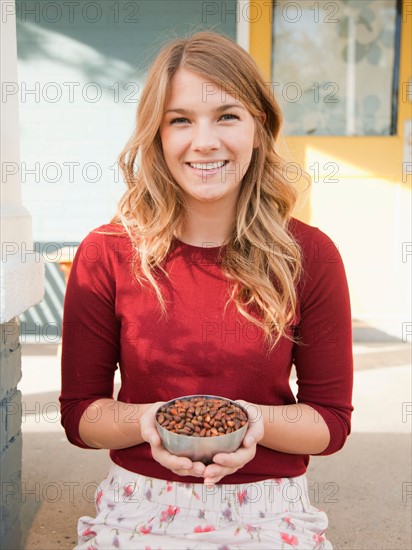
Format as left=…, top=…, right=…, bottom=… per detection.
left=159, top=68, right=259, bottom=210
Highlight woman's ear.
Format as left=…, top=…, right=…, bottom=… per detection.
left=253, top=113, right=266, bottom=148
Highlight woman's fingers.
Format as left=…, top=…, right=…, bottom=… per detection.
left=145, top=425, right=207, bottom=477
left=139, top=402, right=203, bottom=476
left=212, top=444, right=256, bottom=469
left=153, top=448, right=204, bottom=477
left=152, top=445, right=206, bottom=476
left=202, top=445, right=256, bottom=484
left=203, top=465, right=238, bottom=485
left=235, top=400, right=265, bottom=446
left=207, top=447, right=254, bottom=474
left=168, top=458, right=207, bottom=478
left=152, top=444, right=192, bottom=469
left=202, top=400, right=265, bottom=484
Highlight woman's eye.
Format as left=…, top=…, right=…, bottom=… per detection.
left=220, top=114, right=240, bottom=121
left=170, top=117, right=189, bottom=124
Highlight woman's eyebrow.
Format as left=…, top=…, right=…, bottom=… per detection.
left=164, top=104, right=246, bottom=115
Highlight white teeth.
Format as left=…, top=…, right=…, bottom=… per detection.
left=189, top=161, right=226, bottom=170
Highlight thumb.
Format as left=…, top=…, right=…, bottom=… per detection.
left=141, top=427, right=160, bottom=447
left=243, top=433, right=256, bottom=447
left=150, top=432, right=161, bottom=446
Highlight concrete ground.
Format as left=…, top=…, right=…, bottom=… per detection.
left=18, top=341, right=412, bottom=550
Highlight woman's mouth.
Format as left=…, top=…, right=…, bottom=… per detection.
left=186, top=161, right=229, bottom=176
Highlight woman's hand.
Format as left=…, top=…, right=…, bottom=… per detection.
left=202, top=400, right=264, bottom=485
left=139, top=402, right=207, bottom=478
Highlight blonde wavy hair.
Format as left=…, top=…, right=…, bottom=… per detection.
left=112, top=30, right=303, bottom=350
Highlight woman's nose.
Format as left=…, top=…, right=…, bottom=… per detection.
left=190, top=122, right=220, bottom=151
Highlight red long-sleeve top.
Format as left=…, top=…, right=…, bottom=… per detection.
left=60, top=217, right=353, bottom=483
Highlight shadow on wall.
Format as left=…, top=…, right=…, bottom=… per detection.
left=20, top=243, right=79, bottom=343
left=15, top=0, right=237, bottom=73
left=352, top=318, right=404, bottom=343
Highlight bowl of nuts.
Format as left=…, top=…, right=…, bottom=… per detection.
left=155, top=395, right=249, bottom=464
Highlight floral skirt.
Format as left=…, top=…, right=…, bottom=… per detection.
left=76, top=463, right=333, bottom=549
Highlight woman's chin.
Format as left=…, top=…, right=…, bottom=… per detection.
left=184, top=187, right=236, bottom=204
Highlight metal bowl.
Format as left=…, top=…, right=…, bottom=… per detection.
left=155, top=395, right=249, bottom=465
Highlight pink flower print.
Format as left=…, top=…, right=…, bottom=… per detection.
left=160, top=505, right=180, bottom=523
left=95, top=489, right=103, bottom=511
left=82, top=527, right=97, bottom=538
left=273, top=478, right=283, bottom=484
left=313, top=533, right=326, bottom=548
left=193, top=490, right=201, bottom=500
left=280, top=532, right=299, bottom=547
left=139, top=524, right=153, bottom=535
left=123, top=483, right=135, bottom=499
left=194, top=525, right=216, bottom=533
left=237, top=489, right=248, bottom=506
left=245, top=524, right=256, bottom=533
left=166, top=481, right=173, bottom=492
left=282, top=516, right=295, bottom=530
left=112, top=534, right=120, bottom=548
left=145, top=489, right=152, bottom=501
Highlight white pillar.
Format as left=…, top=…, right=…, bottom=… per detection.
left=236, top=0, right=250, bottom=51
left=0, top=0, right=44, bottom=323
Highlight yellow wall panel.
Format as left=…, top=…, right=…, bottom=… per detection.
left=249, top=1, right=412, bottom=340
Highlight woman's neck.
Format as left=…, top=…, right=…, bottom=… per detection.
left=176, top=202, right=236, bottom=247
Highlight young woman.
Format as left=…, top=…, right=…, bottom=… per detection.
left=60, top=31, right=353, bottom=549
